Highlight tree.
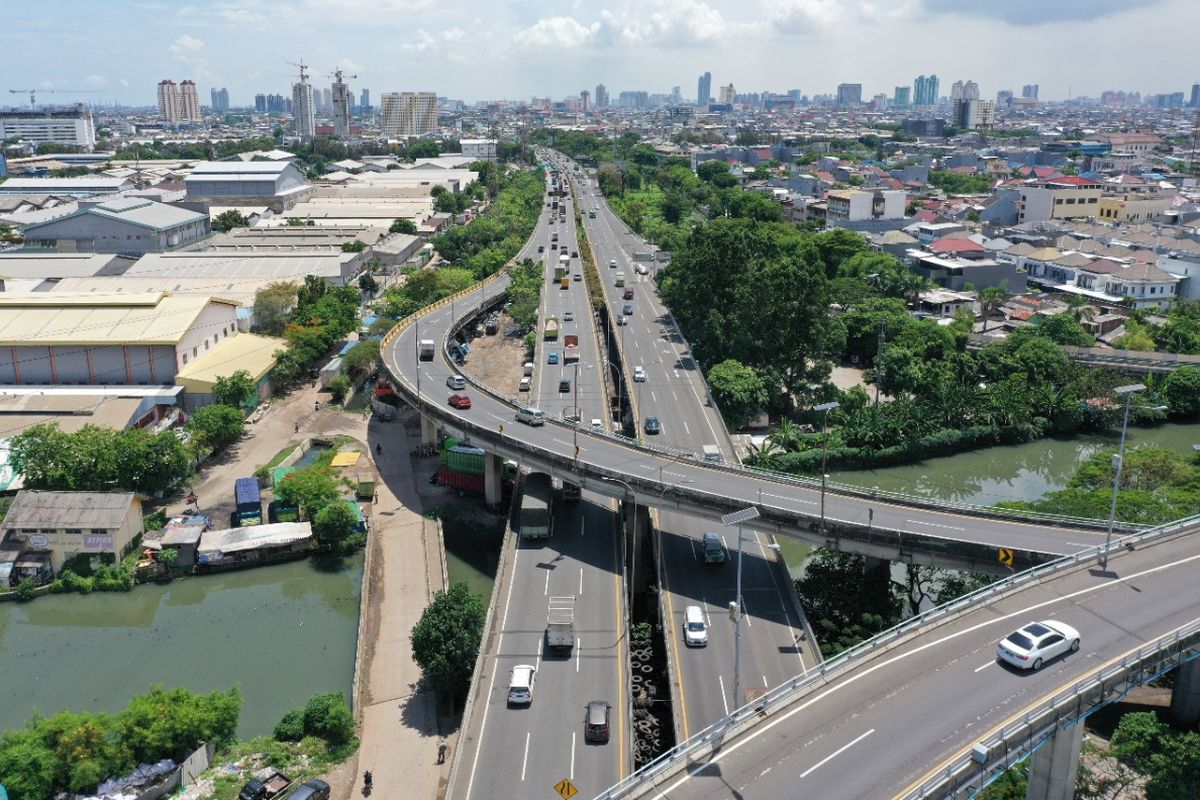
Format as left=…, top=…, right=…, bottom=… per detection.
left=1034, top=313, right=1094, bottom=347
left=186, top=403, right=245, bottom=452
left=343, top=339, right=380, bottom=376
left=212, top=369, right=258, bottom=409
left=1163, top=365, right=1200, bottom=418
left=276, top=467, right=340, bottom=520
left=253, top=282, right=300, bottom=336
left=328, top=375, right=351, bottom=404
left=389, top=217, right=418, bottom=235
left=8, top=424, right=192, bottom=496
left=795, top=549, right=903, bottom=658
left=697, top=159, right=737, bottom=188
left=978, top=286, right=1007, bottom=332
left=408, top=140, right=440, bottom=159
left=812, top=228, right=870, bottom=278
left=357, top=273, right=378, bottom=295
left=707, top=359, right=767, bottom=430
left=411, top=581, right=486, bottom=706
left=212, top=210, right=249, bottom=232
left=313, top=500, right=358, bottom=550
left=341, top=239, right=367, bottom=253
left=301, top=691, right=355, bottom=746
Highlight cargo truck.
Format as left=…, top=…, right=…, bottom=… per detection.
left=546, top=596, right=576, bottom=653
left=563, top=334, right=579, bottom=364
left=543, top=317, right=559, bottom=341
left=418, top=339, right=436, bottom=361
left=234, top=477, right=263, bottom=527
left=520, top=472, right=554, bottom=538
left=554, top=262, right=567, bottom=282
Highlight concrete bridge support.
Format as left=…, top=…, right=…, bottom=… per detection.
left=1170, top=658, right=1200, bottom=725
left=622, top=500, right=650, bottom=595
left=420, top=414, right=438, bottom=446
left=1025, top=722, right=1084, bottom=800
left=862, top=555, right=891, bottom=576
left=484, top=454, right=503, bottom=507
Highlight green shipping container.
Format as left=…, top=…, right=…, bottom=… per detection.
left=445, top=445, right=486, bottom=476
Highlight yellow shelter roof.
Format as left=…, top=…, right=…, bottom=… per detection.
left=0, top=292, right=239, bottom=346
left=175, top=332, right=285, bottom=394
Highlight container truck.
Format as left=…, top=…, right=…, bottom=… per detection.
left=519, top=472, right=554, bottom=539
left=546, top=596, right=576, bottom=653
left=418, top=339, right=436, bottom=361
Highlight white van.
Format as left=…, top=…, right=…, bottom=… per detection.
left=523, top=362, right=535, bottom=377
left=701, top=444, right=723, bottom=464
left=684, top=605, right=708, bottom=647
left=519, top=376, right=532, bottom=392
left=507, top=664, right=536, bottom=705
left=517, top=406, right=546, bottom=426
left=590, top=418, right=603, bottom=433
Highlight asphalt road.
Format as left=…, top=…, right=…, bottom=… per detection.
left=642, top=529, right=1200, bottom=800
left=562, top=157, right=816, bottom=735
left=452, top=166, right=626, bottom=800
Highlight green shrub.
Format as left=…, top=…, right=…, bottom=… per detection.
left=301, top=692, right=355, bottom=746
left=14, top=578, right=37, bottom=602
left=273, top=708, right=306, bottom=742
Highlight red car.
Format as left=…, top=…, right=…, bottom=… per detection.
left=448, top=393, right=472, bottom=409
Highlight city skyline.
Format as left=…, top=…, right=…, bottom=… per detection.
left=3, top=0, right=1199, bottom=106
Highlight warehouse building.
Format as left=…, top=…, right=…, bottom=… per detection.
left=0, top=292, right=242, bottom=386
left=0, top=176, right=134, bottom=197
left=21, top=197, right=210, bottom=255
left=0, top=490, right=143, bottom=576
left=183, top=161, right=313, bottom=211
left=123, top=251, right=364, bottom=286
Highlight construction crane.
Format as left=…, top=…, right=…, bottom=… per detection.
left=285, top=60, right=310, bottom=84
left=328, top=68, right=357, bottom=83
left=8, top=88, right=101, bottom=109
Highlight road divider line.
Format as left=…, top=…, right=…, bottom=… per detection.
left=577, top=637, right=582, bottom=673
left=544, top=570, right=550, bottom=596
left=579, top=567, right=584, bottom=594
left=520, top=731, right=531, bottom=781
left=719, top=675, right=730, bottom=716
left=907, top=519, right=967, bottom=532
left=800, top=728, right=876, bottom=778
left=571, top=731, right=577, bottom=780
left=974, top=660, right=994, bottom=673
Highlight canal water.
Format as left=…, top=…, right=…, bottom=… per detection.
left=0, top=554, right=362, bottom=740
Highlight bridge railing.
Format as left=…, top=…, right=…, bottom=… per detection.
left=589, top=512, right=1200, bottom=800
left=903, top=620, right=1200, bottom=799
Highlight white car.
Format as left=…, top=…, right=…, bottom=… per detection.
left=683, top=605, right=708, bottom=647
left=996, top=620, right=1080, bottom=670
left=632, top=366, right=646, bottom=382
left=563, top=311, right=574, bottom=322
left=446, top=375, right=466, bottom=390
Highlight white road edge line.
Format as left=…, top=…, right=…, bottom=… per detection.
left=520, top=731, right=531, bottom=781
left=719, top=675, right=730, bottom=716
left=576, top=637, right=582, bottom=673
left=571, top=731, right=577, bottom=780
left=974, top=660, right=994, bottom=673
left=799, top=728, right=876, bottom=778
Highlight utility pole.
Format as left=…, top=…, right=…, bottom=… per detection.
left=874, top=319, right=887, bottom=406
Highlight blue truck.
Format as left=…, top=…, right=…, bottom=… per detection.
left=234, top=478, right=263, bottom=527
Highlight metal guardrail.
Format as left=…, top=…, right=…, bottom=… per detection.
left=590, top=512, right=1200, bottom=800
left=904, top=620, right=1200, bottom=799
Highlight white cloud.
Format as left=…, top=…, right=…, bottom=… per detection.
left=84, top=74, right=107, bottom=87
left=218, top=7, right=267, bottom=24
left=514, top=16, right=600, bottom=48
left=767, top=0, right=846, bottom=34
left=302, top=0, right=434, bottom=14
left=603, top=0, right=727, bottom=47
left=169, top=34, right=205, bottom=57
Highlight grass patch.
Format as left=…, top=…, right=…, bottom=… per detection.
left=575, top=191, right=606, bottom=313
left=254, top=442, right=302, bottom=481
left=200, top=735, right=359, bottom=800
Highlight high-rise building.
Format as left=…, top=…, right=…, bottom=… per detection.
left=210, top=87, right=229, bottom=112
left=671, top=86, right=682, bottom=104
left=697, top=72, right=711, bottom=106
left=963, top=80, right=979, bottom=101
left=255, top=94, right=267, bottom=113
left=835, top=83, right=862, bottom=106
left=954, top=99, right=995, bottom=130
left=0, top=105, right=96, bottom=150
left=360, top=88, right=370, bottom=112
left=950, top=80, right=964, bottom=102
left=787, top=89, right=803, bottom=102
left=718, top=84, right=735, bottom=104
left=894, top=86, right=911, bottom=107
left=913, top=74, right=939, bottom=106
left=178, top=80, right=200, bottom=121
left=1155, top=92, right=1185, bottom=109
left=321, top=87, right=332, bottom=113
left=379, top=91, right=437, bottom=137
left=997, top=90, right=1013, bottom=107
left=1022, top=84, right=1040, bottom=100
left=580, top=90, right=590, bottom=110
left=331, top=70, right=352, bottom=138
left=292, top=64, right=316, bottom=140
left=594, top=83, right=608, bottom=109
left=157, top=80, right=180, bottom=122
left=1190, top=84, right=1200, bottom=108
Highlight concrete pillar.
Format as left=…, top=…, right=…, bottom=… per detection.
left=484, top=455, right=503, bottom=507
left=1170, top=659, right=1200, bottom=725
left=1025, top=722, right=1084, bottom=800
left=420, top=414, right=438, bottom=446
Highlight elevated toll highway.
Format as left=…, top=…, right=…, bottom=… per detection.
left=593, top=517, right=1200, bottom=800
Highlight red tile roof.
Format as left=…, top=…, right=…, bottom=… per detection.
left=930, top=237, right=986, bottom=254
left=1046, top=175, right=1100, bottom=187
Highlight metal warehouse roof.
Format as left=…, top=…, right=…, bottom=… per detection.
left=24, top=197, right=207, bottom=233
left=2, top=490, right=137, bottom=531
left=124, top=252, right=355, bottom=280
left=0, top=292, right=237, bottom=346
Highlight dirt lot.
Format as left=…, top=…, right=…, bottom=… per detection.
left=463, top=315, right=528, bottom=396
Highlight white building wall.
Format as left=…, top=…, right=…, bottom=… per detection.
left=175, top=302, right=240, bottom=370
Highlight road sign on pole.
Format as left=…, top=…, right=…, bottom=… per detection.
left=998, top=548, right=1014, bottom=567
left=554, top=778, right=578, bottom=799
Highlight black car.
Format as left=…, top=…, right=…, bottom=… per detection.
left=286, top=780, right=330, bottom=800
left=585, top=700, right=611, bottom=743
left=644, top=416, right=662, bottom=435
left=559, top=378, right=571, bottom=393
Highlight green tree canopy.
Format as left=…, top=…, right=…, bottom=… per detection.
left=186, top=404, right=245, bottom=452
left=9, top=424, right=192, bottom=496
left=276, top=466, right=340, bottom=520
left=211, top=210, right=249, bottom=232
left=252, top=282, right=300, bottom=337
left=407, top=140, right=440, bottom=159
left=312, top=500, right=358, bottom=550
left=343, top=339, right=380, bottom=375
left=411, top=581, right=486, bottom=704
left=389, top=217, right=419, bottom=235
left=707, top=359, right=767, bottom=430
left=212, top=369, right=258, bottom=409
left=300, top=691, right=355, bottom=746
left=1163, top=365, right=1200, bottom=418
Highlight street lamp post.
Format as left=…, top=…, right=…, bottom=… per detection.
left=721, top=506, right=760, bottom=713
left=1100, top=383, right=1144, bottom=570
left=814, top=401, right=840, bottom=534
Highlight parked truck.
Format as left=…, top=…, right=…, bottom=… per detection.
left=418, top=339, right=436, bottom=361
left=563, top=334, right=579, bottom=364
left=238, top=772, right=291, bottom=800
left=519, top=472, right=554, bottom=539
left=234, top=477, right=263, bottom=527
left=543, top=317, right=559, bottom=341
left=546, top=596, right=576, bottom=653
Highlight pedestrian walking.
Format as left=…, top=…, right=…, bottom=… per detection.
left=373, top=491, right=379, bottom=504
left=294, top=422, right=299, bottom=434
left=437, top=739, right=448, bottom=764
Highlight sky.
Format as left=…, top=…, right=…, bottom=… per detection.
left=3, top=0, right=1199, bottom=108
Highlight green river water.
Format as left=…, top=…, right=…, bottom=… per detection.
left=0, top=554, right=362, bottom=739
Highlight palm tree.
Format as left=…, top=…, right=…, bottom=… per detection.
left=767, top=419, right=806, bottom=453
left=979, top=286, right=1006, bottom=332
